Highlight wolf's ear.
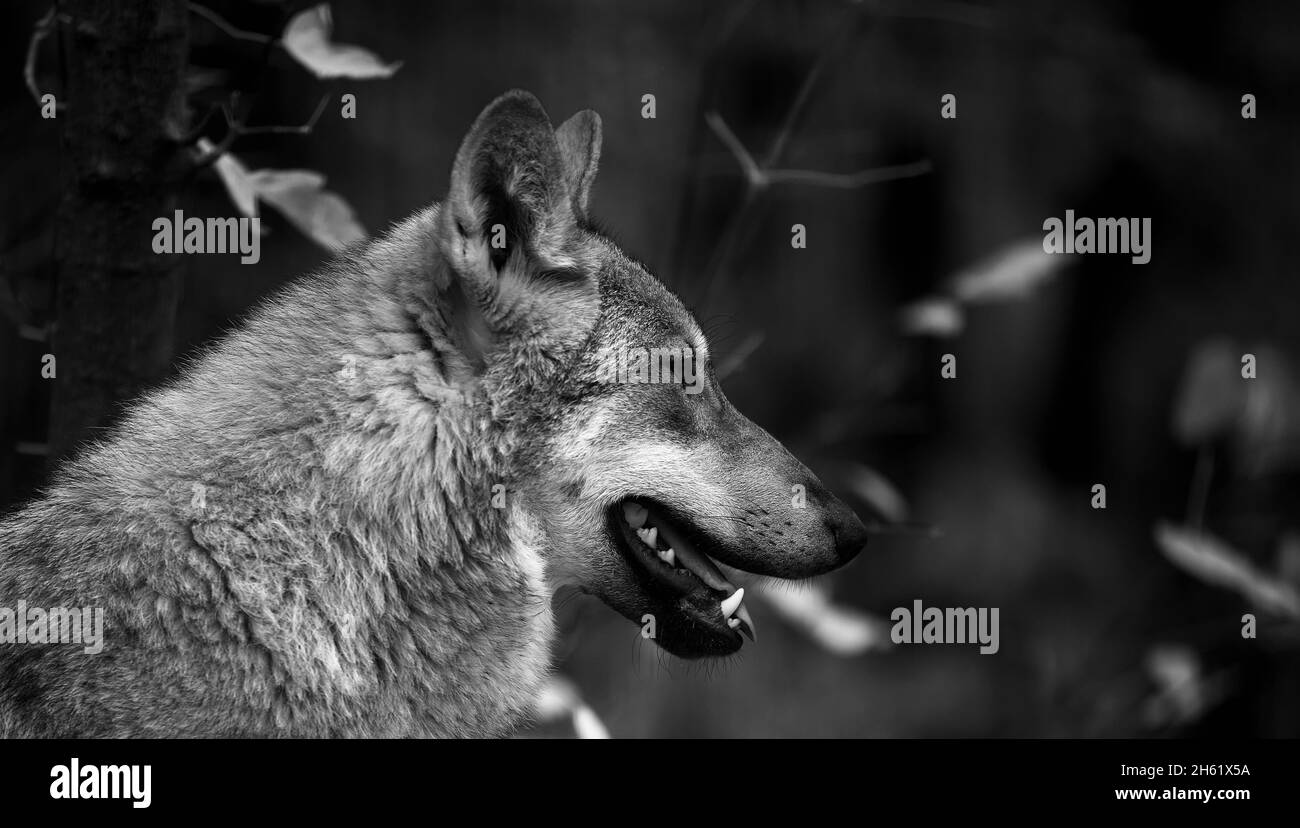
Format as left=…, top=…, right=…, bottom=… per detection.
left=438, top=90, right=575, bottom=282
left=434, top=92, right=600, bottom=377
left=555, top=110, right=601, bottom=219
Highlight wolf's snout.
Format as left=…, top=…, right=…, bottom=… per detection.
left=826, top=496, right=869, bottom=565
left=707, top=409, right=871, bottom=580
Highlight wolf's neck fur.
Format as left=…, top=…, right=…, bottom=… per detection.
left=0, top=207, right=555, bottom=737
left=110, top=205, right=513, bottom=565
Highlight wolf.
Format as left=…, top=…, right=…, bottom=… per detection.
left=0, top=91, right=868, bottom=737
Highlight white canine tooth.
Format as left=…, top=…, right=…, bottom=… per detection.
left=728, top=618, right=741, bottom=629
left=658, top=548, right=676, bottom=566
left=734, top=604, right=757, bottom=642
left=622, top=502, right=648, bottom=529
left=643, top=527, right=657, bottom=548
left=636, top=527, right=652, bottom=546
left=720, top=587, right=745, bottom=619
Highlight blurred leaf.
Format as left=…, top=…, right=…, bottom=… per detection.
left=200, top=138, right=258, bottom=218
left=283, top=4, right=402, bottom=79
left=1171, top=339, right=1245, bottom=445
left=246, top=169, right=367, bottom=251
left=845, top=462, right=909, bottom=523
left=950, top=238, right=1065, bottom=303
left=572, top=707, right=610, bottom=740
left=182, top=66, right=229, bottom=96
left=1172, top=341, right=1300, bottom=471
left=1141, top=644, right=1228, bottom=728
left=532, top=676, right=610, bottom=739
left=754, top=582, right=891, bottom=656
left=202, top=146, right=367, bottom=252
left=1236, top=346, right=1300, bottom=474
left=899, top=296, right=964, bottom=337
left=899, top=240, right=1062, bottom=338
left=1154, top=522, right=1300, bottom=618
left=532, top=676, right=576, bottom=718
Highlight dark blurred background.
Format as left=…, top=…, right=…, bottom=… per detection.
left=2, top=0, right=1298, bottom=737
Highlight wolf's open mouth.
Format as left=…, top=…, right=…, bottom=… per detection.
left=608, top=498, right=756, bottom=644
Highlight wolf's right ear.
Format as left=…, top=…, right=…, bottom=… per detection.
left=437, top=90, right=575, bottom=291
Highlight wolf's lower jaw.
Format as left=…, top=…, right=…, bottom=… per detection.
left=612, top=498, right=756, bottom=642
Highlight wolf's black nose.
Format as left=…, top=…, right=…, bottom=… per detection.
left=826, top=499, right=869, bottom=564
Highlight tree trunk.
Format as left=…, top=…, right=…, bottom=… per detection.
left=49, top=0, right=189, bottom=465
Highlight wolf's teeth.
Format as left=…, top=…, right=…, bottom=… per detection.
left=720, top=587, right=745, bottom=619
left=728, top=617, right=741, bottom=629
left=734, top=604, right=757, bottom=642
left=658, top=548, right=675, bottom=566
left=623, top=502, right=648, bottom=529
left=656, top=523, right=733, bottom=592
left=638, top=527, right=657, bottom=548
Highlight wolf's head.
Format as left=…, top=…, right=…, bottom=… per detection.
left=430, top=91, right=867, bottom=658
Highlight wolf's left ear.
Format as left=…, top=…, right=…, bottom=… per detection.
left=555, top=110, right=601, bottom=219
left=434, top=92, right=601, bottom=376
left=438, top=90, right=577, bottom=286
